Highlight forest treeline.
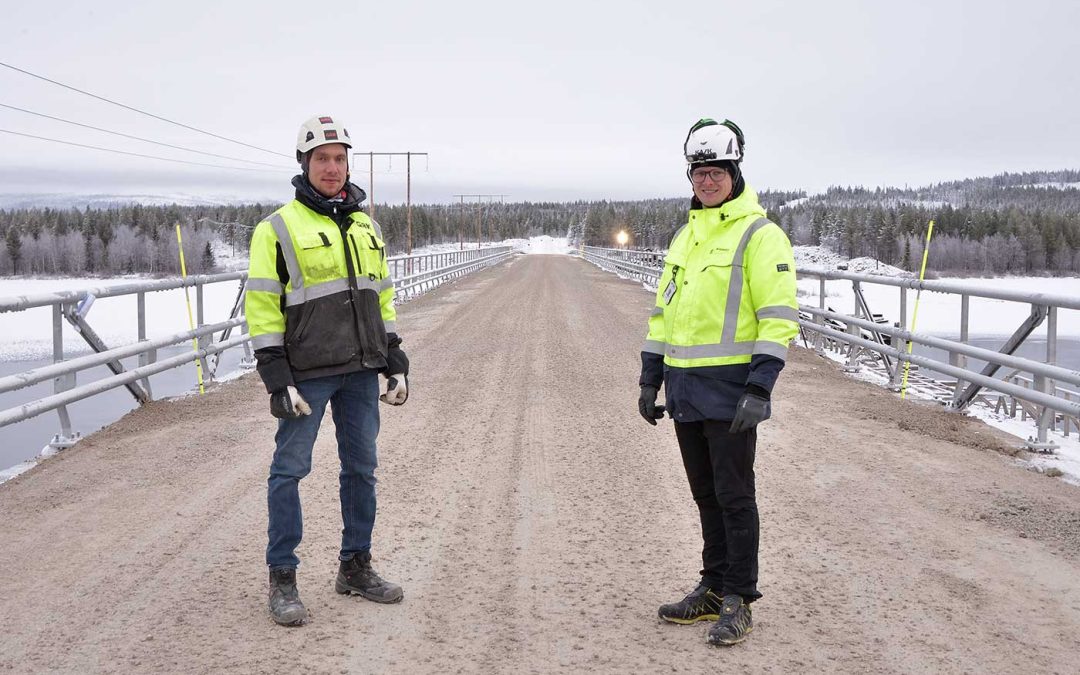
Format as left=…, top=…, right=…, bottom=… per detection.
left=0, top=169, right=1077, bottom=277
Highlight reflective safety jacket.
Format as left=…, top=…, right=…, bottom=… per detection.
left=640, top=185, right=798, bottom=422
left=245, top=179, right=397, bottom=393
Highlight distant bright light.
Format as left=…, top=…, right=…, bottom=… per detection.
left=616, top=230, right=629, bottom=246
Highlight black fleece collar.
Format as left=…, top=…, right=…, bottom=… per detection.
left=291, top=174, right=367, bottom=219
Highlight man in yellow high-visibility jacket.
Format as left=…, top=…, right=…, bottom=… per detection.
left=245, top=115, right=408, bottom=626
left=641, top=118, right=798, bottom=646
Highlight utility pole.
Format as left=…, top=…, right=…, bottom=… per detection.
left=452, top=194, right=508, bottom=250
left=353, top=151, right=429, bottom=255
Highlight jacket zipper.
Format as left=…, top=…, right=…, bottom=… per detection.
left=334, top=208, right=365, bottom=350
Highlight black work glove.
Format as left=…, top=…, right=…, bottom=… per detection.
left=270, top=385, right=312, bottom=419
left=386, top=344, right=410, bottom=377
left=638, top=385, right=666, bottom=425
left=729, top=384, right=771, bottom=434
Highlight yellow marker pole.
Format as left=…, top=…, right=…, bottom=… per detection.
left=900, top=220, right=935, bottom=400
left=175, top=223, right=205, bottom=395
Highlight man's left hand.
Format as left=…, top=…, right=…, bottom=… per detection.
left=729, top=386, right=771, bottom=433
left=380, top=374, right=408, bottom=406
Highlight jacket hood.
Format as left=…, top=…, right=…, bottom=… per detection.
left=292, top=175, right=367, bottom=219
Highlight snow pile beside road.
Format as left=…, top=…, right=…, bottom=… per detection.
left=844, top=256, right=910, bottom=277
left=506, top=236, right=572, bottom=255
left=793, top=246, right=910, bottom=277
left=793, top=245, right=846, bottom=271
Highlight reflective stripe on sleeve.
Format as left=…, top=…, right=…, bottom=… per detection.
left=251, top=332, right=284, bottom=349
left=247, top=278, right=285, bottom=294
left=642, top=339, right=666, bottom=355
left=753, top=340, right=789, bottom=361
left=756, top=305, right=799, bottom=322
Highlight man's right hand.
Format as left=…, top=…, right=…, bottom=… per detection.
left=270, top=386, right=312, bottom=419
left=638, top=385, right=666, bottom=425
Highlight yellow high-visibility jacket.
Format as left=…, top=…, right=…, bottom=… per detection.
left=245, top=185, right=397, bottom=393
left=641, top=185, right=798, bottom=422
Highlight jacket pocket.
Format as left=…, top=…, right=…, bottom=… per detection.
left=351, top=230, right=387, bottom=280
left=295, top=231, right=340, bottom=283
left=701, top=247, right=737, bottom=271
left=352, top=288, right=389, bottom=368
left=285, top=293, right=358, bottom=371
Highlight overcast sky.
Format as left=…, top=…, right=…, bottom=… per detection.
left=1, top=0, right=1078, bottom=205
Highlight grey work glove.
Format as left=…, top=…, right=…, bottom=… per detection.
left=380, top=374, right=409, bottom=406
left=270, top=385, right=312, bottom=419
left=729, top=385, right=771, bottom=434
left=638, top=385, right=666, bottom=425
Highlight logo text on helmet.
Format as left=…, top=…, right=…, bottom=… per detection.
left=324, top=130, right=339, bottom=141
left=319, top=116, right=334, bottom=124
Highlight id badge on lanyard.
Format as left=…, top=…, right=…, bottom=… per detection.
left=663, top=266, right=679, bottom=305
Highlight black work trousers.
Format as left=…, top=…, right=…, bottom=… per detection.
left=673, top=419, right=761, bottom=603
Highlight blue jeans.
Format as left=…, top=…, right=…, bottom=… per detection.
left=266, top=370, right=380, bottom=570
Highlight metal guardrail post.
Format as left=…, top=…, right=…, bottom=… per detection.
left=843, top=281, right=861, bottom=371
left=890, top=287, right=908, bottom=391
left=1034, top=306, right=1060, bottom=448
left=815, top=278, right=826, bottom=354
left=950, top=294, right=970, bottom=403
left=195, top=281, right=209, bottom=379
left=136, top=291, right=153, bottom=399
left=51, top=302, right=80, bottom=449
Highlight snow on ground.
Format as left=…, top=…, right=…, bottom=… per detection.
left=795, top=245, right=911, bottom=277
left=793, top=252, right=1080, bottom=482
left=806, top=343, right=1080, bottom=486
left=503, top=236, right=572, bottom=255
left=0, top=236, right=570, bottom=361
left=0, top=277, right=245, bottom=361
left=608, top=243, right=1080, bottom=483
left=796, top=273, right=1080, bottom=339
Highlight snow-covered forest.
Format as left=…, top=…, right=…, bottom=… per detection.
left=1, top=169, right=1077, bottom=277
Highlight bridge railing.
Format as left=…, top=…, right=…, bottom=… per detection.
left=391, top=247, right=513, bottom=298
left=0, top=247, right=514, bottom=451
left=582, top=245, right=1080, bottom=451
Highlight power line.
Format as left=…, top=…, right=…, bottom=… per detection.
left=0, top=102, right=294, bottom=170
left=0, top=128, right=288, bottom=174
left=0, top=60, right=291, bottom=159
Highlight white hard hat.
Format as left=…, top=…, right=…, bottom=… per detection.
left=684, top=118, right=744, bottom=164
left=296, top=115, right=352, bottom=163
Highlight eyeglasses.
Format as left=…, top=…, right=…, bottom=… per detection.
left=690, top=169, right=730, bottom=184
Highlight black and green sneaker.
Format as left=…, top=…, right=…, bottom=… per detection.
left=658, top=584, right=725, bottom=625
left=707, top=594, right=753, bottom=645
